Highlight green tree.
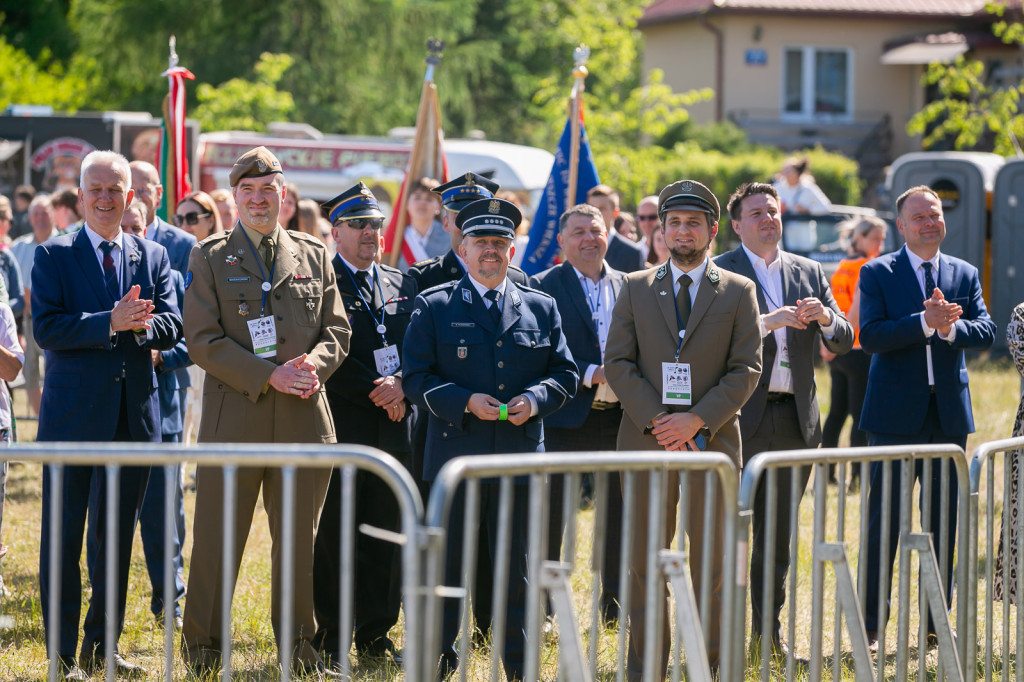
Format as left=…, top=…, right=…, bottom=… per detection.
left=193, top=53, right=295, bottom=132
left=906, top=2, right=1024, bottom=155
left=0, top=35, right=92, bottom=111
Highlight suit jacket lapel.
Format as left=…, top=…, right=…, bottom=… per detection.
left=560, top=263, right=599, bottom=341
left=500, top=279, right=524, bottom=336
left=72, top=229, right=112, bottom=306
left=377, top=268, right=400, bottom=310
left=937, top=253, right=953, bottom=300
left=123, top=235, right=142, bottom=289
left=726, top=247, right=769, bottom=313
left=678, top=263, right=720, bottom=353
left=229, top=227, right=266, bottom=282
left=271, top=230, right=299, bottom=291
left=895, top=246, right=926, bottom=311
left=457, top=275, right=495, bottom=330
left=608, top=265, right=624, bottom=300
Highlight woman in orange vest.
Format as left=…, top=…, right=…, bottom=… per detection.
left=821, top=216, right=888, bottom=487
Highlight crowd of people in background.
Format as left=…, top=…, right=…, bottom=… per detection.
left=0, top=145, right=1012, bottom=681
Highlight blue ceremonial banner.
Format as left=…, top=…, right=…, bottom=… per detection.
left=520, top=117, right=600, bottom=276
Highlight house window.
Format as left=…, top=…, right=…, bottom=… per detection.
left=783, top=46, right=852, bottom=119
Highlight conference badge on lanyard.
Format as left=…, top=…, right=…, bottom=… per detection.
left=247, top=316, right=278, bottom=359
left=374, top=345, right=400, bottom=376
left=662, top=362, right=692, bottom=406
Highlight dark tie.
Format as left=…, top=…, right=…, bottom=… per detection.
left=354, top=269, right=375, bottom=305
left=922, top=261, right=936, bottom=297
left=260, top=236, right=275, bottom=270
left=484, top=289, right=502, bottom=326
left=676, top=274, right=693, bottom=331
left=99, top=241, right=118, bottom=300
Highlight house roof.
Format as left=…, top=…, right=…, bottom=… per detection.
left=640, top=0, right=1018, bottom=26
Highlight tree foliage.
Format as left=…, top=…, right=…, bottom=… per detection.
left=0, top=33, right=93, bottom=111
left=193, top=53, right=295, bottom=133
left=906, top=2, right=1024, bottom=156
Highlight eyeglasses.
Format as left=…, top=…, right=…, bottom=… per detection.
left=637, top=214, right=659, bottom=222
left=172, top=211, right=213, bottom=227
left=337, top=217, right=384, bottom=231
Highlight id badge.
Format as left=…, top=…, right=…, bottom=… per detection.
left=662, top=362, right=692, bottom=406
left=778, top=341, right=791, bottom=369
left=374, top=344, right=401, bottom=376
left=247, top=315, right=278, bottom=359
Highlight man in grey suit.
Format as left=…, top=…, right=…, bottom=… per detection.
left=606, top=180, right=761, bottom=678
left=529, top=203, right=625, bottom=621
left=715, top=182, right=853, bottom=657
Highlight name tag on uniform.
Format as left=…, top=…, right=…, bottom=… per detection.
left=662, top=362, right=692, bottom=406
left=227, top=276, right=250, bottom=283
left=374, top=345, right=400, bottom=376
left=248, top=316, right=278, bottom=359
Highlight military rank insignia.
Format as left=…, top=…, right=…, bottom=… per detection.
left=462, top=288, right=472, bottom=303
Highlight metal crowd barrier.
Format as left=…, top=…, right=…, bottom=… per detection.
left=10, top=442, right=423, bottom=682
left=969, top=435, right=1024, bottom=682
left=420, top=450, right=738, bottom=682
left=737, top=444, right=970, bottom=682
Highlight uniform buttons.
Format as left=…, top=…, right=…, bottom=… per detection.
left=443, top=432, right=448, bottom=437
left=275, top=293, right=282, bottom=300
left=277, top=315, right=284, bottom=321
left=279, top=337, right=286, bottom=343
left=218, top=384, right=224, bottom=389
left=114, top=376, right=121, bottom=382
left=496, top=340, right=503, bottom=347
left=243, top=391, right=249, bottom=397
left=497, top=361, right=504, bottom=368
left=531, top=341, right=536, bottom=346
left=498, top=384, right=505, bottom=391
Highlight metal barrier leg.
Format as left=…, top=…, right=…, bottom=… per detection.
left=660, top=550, right=711, bottom=682
left=818, top=543, right=874, bottom=682
left=905, top=533, right=965, bottom=682
left=540, top=561, right=593, bottom=682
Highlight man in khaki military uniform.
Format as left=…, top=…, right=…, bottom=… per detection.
left=181, top=147, right=351, bottom=677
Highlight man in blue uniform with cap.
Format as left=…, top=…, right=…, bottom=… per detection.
left=312, top=182, right=418, bottom=668
left=403, top=197, right=578, bottom=680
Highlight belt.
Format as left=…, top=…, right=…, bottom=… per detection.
left=591, top=400, right=621, bottom=411
left=766, top=392, right=795, bottom=404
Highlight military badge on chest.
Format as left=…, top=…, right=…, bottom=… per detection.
left=457, top=346, right=468, bottom=359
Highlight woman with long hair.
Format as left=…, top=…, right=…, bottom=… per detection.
left=173, top=191, right=223, bottom=242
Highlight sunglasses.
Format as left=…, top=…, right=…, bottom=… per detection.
left=637, top=214, right=659, bottom=222
left=172, top=211, right=213, bottom=227
left=337, top=217, right=384, bottom=231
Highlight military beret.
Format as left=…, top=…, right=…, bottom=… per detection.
left=321, top=182, right=384, bottom=223
left=456, top=198, right=521, bottom=240
left=433, top=172, right=500, bottom=212
left=658, top=180, right=720, bottom=222
left=228, top=146, right=283, bottom=187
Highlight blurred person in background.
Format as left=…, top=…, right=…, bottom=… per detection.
left=209, top=187, right=237, bottom=230
left=0, top=291, right=23, bottom=600
left=296, top=198, right=324, bottom=241
left=644, top=224, right=669, bottom=268
left=280, top=182, right=301, bottom=232
left=51, top=188, right=83, bottom=235
left=12, top=194, right=59, bottom=417
left=586, top=184, right=645, bottom=272
left=173, top=191, right=223, bottom=242
left=400, top=177, right=445, bottom=271
left=614, top=211, right=638, bottom=242
left=10, top=184, right=35, bottom=239
left=773, top=156, right=832, bottom=215
left=129, top=161, right=196, bottom=276
left=821, top=216, right=888, bottom=485
left=0, top=198, right=24, bottom=322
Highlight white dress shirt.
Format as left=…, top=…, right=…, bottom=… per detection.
left=906, top=248, right=956, bottom=386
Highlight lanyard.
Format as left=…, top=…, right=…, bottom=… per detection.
left=752, top=260, right=783, bottom=310
left=581, top=276, right=601, bottom=315
left=239, top=230, right=277, bottom=316
left=344, top=263, right=389, bottom=345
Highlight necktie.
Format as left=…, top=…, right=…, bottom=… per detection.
left=922, top=261, right=936, bottom=297
left=676, top=274, right=693, bottom=331
left=99, top=241, right=118, bottom=300
left=354, top=270, right=374, bottom=302
left=484, top=289, right=502, bottom=326
left=260, top=236, right=275, bottom=270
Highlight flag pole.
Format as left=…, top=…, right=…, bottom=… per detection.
left=566, top=44, right=590, bottom=212
left=388, top=39, right=445, bottom=268
left=163, top=36, right=179, bottom=213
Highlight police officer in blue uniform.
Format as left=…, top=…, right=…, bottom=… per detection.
left=407, top=172, right=530, bottom=290
left=402, top=198, right=578, bottom=680
left=312, top=183, right=418, bottom=668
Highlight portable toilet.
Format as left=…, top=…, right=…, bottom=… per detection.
left=887, top=151, right=1004, bottom=311
left=991, top=159, right=1024, bottom=350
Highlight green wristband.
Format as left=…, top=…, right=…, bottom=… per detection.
left=498, top=404, right=508, bottom=421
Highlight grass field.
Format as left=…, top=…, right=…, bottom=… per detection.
left=0, top=356, right=1019, bottom=680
